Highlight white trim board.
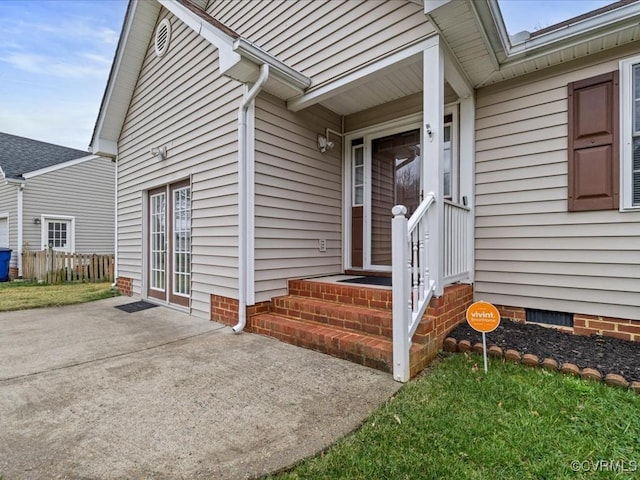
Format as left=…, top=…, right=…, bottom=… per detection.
left=22, top=155, right=102, bottom=179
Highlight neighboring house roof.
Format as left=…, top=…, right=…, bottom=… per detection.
left=0, top=132, right=89, bottom=181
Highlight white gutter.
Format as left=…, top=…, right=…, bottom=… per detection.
left=233, top=63, right=269, bottom=333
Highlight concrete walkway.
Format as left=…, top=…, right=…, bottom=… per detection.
left=0, top=297, right=400, bottom=479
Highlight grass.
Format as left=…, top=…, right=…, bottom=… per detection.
left=0, top=281, right=118, bottom=311
left=267, top=353, right=640, bottom=480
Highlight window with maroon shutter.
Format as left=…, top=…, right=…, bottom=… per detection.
left=567, top=71, right=619, bottom=211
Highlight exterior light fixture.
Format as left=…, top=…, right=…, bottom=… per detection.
left=150, top=146, right=167, bottom=159
left=317, top=128, right=343, bottom=153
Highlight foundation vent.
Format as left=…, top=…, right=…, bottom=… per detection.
left=526, top=308, right=573, bottom=327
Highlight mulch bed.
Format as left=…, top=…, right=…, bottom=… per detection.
left=449, top=319, right=640, bottom=383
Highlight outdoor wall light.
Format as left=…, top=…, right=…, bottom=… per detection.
left=317, top=128, right=343, bottom=153
left=317, top=134, right=334, bottom=153
left=33, top=217, right=41, bottom=225
left=150, top=146, right=168, bottom=159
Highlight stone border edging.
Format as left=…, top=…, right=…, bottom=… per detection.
left=443, top=336, right=640, bottom=394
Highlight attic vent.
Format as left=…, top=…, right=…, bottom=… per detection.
left=154, top=19, right=171, bottom=58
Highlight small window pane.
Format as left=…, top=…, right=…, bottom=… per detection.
left=354, top=147, right=363, bottom=166
left=355, top=165, right=363, bottom=185
left=354, top=186, right=364, bottom=205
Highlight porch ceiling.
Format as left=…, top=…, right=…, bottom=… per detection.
left=318, top=58, right=423, bottom=116
left=315, top=54, right=457, bottom=117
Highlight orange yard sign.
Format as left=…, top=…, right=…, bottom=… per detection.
left=466, top=301, right=501, bottom=333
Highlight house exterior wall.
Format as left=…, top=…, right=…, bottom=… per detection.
left=207, top=0, right=434, bottom=88
left=116, top=8, right=243, bottom=319
left=474, top=42, right=640, bottom=322
left=22, top=156, right=115, bottom=254
left=254, top=93, right=342, bottom=302
left=0, top=183, right=18, bottom=270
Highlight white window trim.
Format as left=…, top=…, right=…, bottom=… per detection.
left=0, top=212, right=9, bottom=248
left=41, top=215, right=75, bottom=252
left=620, top=55, right=640, bottom=211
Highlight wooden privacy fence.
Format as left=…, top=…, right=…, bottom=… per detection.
left=22, top=250, right=114, bottom=284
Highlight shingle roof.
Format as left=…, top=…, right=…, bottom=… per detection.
left=0, top=132, right=89, bottom=180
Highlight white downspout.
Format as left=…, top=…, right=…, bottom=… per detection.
left=233, top=63, right=269, bottom=333
left=17, top=183, right=24, bottom=278
left=112, top=157, right=118, bottom=287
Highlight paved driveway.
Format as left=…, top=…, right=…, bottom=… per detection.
left=0, top=297, right=400, bottom=479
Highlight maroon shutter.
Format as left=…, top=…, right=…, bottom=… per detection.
left=567, top=71, right=619, bottom=211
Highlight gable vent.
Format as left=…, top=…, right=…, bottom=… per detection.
left=154, top=19, right=171, bottom=58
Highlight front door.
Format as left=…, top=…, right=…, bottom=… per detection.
left=349, top=125, right=422, bottom=271
left=147, top=181, right=191, bottom=307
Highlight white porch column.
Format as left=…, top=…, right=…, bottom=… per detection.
left=459, top=94, right=475, bottom=284
left=423, top=39, right=444, bottom=296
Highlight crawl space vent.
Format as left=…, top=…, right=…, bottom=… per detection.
left=526, top=308, right=573, bottom=328
left=154, top=19, right=171, bottom=58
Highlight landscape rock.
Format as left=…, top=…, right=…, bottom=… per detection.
left=522, top=354, right=539, bottom=367
left=604, top=373, right=629, bottom=389
left=487, top=345, right=503, bottom=358
left=505, top=349, right=521, bottom=363
left=541, top=358, right=558, bottom=371
left=560, top=363, right=580, bottom=376
left=443, top=337, right=457, bottom=352
left=472, top=342, right=484, bottom=354
left=580, top=368, right=602, bottom=382
left=457, top=339, right=471, bottom=353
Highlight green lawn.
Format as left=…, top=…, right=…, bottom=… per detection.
left=267, top=353, right=640, bottom=480
left=0, top=281, right=118, bottom=311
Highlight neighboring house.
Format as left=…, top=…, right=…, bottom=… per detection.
left=0, top=132, right=115, bottom=278
left=91, top=0, right=640, bottom=381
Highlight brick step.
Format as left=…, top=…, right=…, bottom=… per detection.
left=271, top=295, right=392, bottom=339
left=288, top=279, right=392, bottom=310
left=251, top=313, right=423, bottom=373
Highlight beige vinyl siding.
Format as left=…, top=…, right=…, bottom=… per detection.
left=22, top=157, right=114, bottom=254
left=208, top=0, right=434, bottom=88
left=254, top=93, right=342, bottom=301
left=475, top=46, right=640, bottom=321
left=0, top=184, right=18, bottom=268
left=117, top=9, right=242, bottom=318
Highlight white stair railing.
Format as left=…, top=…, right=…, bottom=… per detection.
left=443, top=199, right=471, bottom=283
left=391, top=193, right=436, bottom=382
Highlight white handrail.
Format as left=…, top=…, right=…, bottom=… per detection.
left=391, top=194, right=436, bottom=382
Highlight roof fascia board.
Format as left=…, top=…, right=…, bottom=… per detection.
left=158, top=0, right=241, bottom=73
left=91, top=0, right=158, bottom=158
left=22, top=155, right=101, bottom=179
left=287, top=35, right=439, bottom=112
left=467, top=0, right=502, bottom=71
left=505, top=1, right=640, bottom=59
left=4, top=178, right=25, bottom=186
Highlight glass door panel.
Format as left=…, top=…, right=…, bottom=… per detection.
left=369, top=129, right=421, bottom=267
left=148, top=191, right=166, bottom=299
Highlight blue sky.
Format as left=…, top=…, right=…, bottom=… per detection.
left=0, top=0, right=617, bottom=151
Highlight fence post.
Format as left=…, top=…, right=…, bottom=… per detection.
left=392, top=205, right=410, bottom=383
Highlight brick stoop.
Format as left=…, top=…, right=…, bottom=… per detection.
left=249, top=279, right=398, bottom=372
left=248, top=279, right=473, bottom=378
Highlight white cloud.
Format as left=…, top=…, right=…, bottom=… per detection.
left=1, top=53, right=109, bottom=79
